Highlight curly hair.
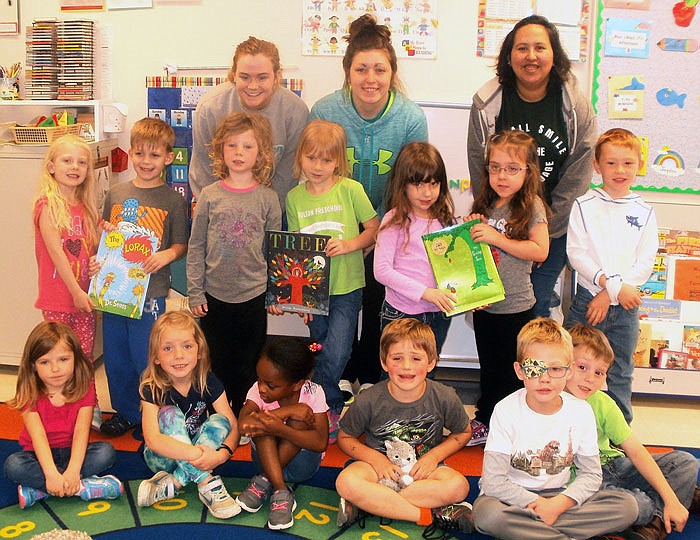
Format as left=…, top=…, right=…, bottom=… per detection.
left=208, top=112, right=274, bottom=186
left=495, top=15, right=572, bottom=91
left=471, top=130, right=550, bottom=240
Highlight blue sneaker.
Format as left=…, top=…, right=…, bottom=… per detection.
left=18, top=485, right=49, bottom=509
left=79, top=475, right=123, bottom=501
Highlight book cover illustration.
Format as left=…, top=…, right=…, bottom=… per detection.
left=89, top=222, right=158, bottom=319
left=265, top=230, right=331, bottom=316
left=658, top=349, right=688, bottom=370
left=666, top=256, right=700, bottom=302
left=422, top=219, right=505, bottom=316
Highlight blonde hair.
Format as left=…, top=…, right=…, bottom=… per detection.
left=228, top=36, right=282, bottom=84
left=9, top=321, right=93, bottom=411
left=139, top=310, right=211, bottom=406
left=594, top=127, right=643, bottom=162
left=379, top=318, right=437, bottom=363
left=35, top=134, right=98, bottom=249
left=130, top=117, right=175, bottom=153
left=568, top=323, right=615, bottom=368
left=209, top=112, right=274, bottom=186
left=293, top=120, right=350, bottom=180
left=517, top=317, right=573, bottom=365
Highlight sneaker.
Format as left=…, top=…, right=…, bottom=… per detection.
left=339, top=379, right=355, bottom=405
left=137, top=471, right=178, bottom=507
left=423, top=501, right=474, bottom=538
left=328, top=411, right=341, bottom=445
left=467, top=419, right=489, bottom=447
left=18, top=485, right=49, bottom=509
left=79, top=475, right=123, bottom=501
left=239, top=435, right=251, bottom=446
left=626, top=516, right=668, bottom=540
left=100, top=413, right=136, bottom=436
left=198, top=475, right=241, bottom=519
left=267, top=489, right=297, bottom=530
left=91, top=405, right=103, bottom=431
left=337, top=496, right=364, bottom=528
left=358, top=382, right=374, bottom=394
left=689, top=485, right=700, bottom=514
left=236, top=474, right=271, bottom=513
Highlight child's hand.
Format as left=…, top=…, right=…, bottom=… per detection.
left=410, top=453, right=439, bottom=481
left=422, top=288, right=457, bottom=313
left=586, top=290, right=610, bottom=326
left=464, top=213, right=485, bottom=223
left=99, top=219, right=116, bottom=232
left=370, top=455, right=403, bottom=485
left=664, top=499, right=689, bottom=533
left=63, top=469, right=81, bottom=496
left=254, top=410, right=286, bottom=435
left=470, top=222, right=500, bottom=246
left=72, top=290, right=94, bottom=313
left=617, top=283, right=642, bottom=310
left=88, top=255, right=102, bottom=277
left=191, top=303, right=208, bottom=318
left=46, top=471, right=67, bottom=497
left=527, top=495, right=571, bottom=526
left=142, top=251, right=170, bottom=274
left=189, top=445, right=221, bottom=471
left=267, top=305, right=285, bottom=316
left=325, top=238, right=350, bottom=257
left=284, top=403, right=315, bottom=426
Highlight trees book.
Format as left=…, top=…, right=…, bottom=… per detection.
left=89, top=222, right=158, bottom=319
left=422, top=219, right=505, bottom=316
left=265, top=230, right=331, bottom=316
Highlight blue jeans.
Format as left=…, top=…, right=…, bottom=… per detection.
left=250, top=440, right=322, bottom=484
left=103, top=296, right=165, bottom=424
left=143, top=406, right=230, bottom=487
left=4, top=442, right=116, bottom=491
left=308, top=289, right=362, bottom=415
left=603, top=451, right=698, bottom=525
left=532, top=234, right=568, bottom=318
left=379, top=301, right=452, bottom=355
left=566, top=287, right=638, bottom=423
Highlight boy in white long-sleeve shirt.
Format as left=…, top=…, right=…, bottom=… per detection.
left=565, top=128, right=658, bottom=424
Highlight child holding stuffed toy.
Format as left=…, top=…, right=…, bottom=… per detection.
left=335, top=318, right=473, bottom=535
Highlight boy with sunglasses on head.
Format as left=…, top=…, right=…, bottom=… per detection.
left=472, top=318, right=638, bottom=540
left=566, top=323, right=699, bottom=540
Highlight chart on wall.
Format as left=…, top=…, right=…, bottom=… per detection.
left=593, top=0, right=700, bottom=194
left=301, top=0, right=437, bottom=58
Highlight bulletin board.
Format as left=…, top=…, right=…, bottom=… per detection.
left=592, top=0, right=700, bottom=194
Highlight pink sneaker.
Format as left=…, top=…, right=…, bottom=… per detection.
left=328, top=411, right=341, bottom=444
left=467, top=419, right=489, bottom=446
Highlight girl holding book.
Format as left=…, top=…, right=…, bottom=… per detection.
left=466, top=130, right=550, bottom=444
left=187, top=112, right=282, bottom=416
left=282, top=119, right=378, bottom=444
left=373, top=142, right=457, bottom=355
left=33, top=134, right=101, bottom=430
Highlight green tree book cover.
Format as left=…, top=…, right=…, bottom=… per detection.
left=422, top=219, right=505, bottom=316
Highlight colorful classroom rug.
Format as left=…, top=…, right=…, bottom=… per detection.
left=0, top=404, right=698, bottom=539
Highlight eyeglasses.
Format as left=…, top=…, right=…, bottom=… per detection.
left=521, top=358, right=570, bottom=379
left=488, top=164, right=527, bottom=176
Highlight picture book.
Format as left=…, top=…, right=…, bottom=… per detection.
left=265, top=230, right=331, bottom=316
left=89, top=222, right=158, bottom=319
left=665, top=256, right=700, bottom=302
left=633, top=320, right=652, bottom=367
left=658, top=349, right=688, bottom=370
left=422, top=219, right=505, bottom=316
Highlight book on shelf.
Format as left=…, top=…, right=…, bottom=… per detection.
left=657, top=349, right=688, bottom=370
left=89, top=222, right=158, bottom=319
left=665, top=256, right=700, bottom=302
left=421, top=219, right=505, bottom=316
left=265, top=230, right=331, bottom=316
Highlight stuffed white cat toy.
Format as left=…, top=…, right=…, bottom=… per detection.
left=379, top=438, right=416, bottom=492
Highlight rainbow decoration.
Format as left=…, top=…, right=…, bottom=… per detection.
left=651, top=146, right=685, bottom=177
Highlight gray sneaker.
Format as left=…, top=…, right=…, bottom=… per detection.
left=236, top=474, right=271, bottom=513
left=337, top=496, right=366, bottom=527
left=267, top=489, right=297, bottom=530
left=137, top=471, right=178, bottom=507
left=198, top=475, right=241, bottom=519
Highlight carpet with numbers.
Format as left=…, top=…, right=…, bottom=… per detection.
left=1, top=404, right=698, bottom=539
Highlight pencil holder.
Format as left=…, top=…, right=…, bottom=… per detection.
left=0, top=77, right=19, bottom=100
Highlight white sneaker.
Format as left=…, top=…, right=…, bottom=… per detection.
left=137, top=471, right=178, bottom=507
left=358, top=383, right=374, bottom=394
left=91, top=405, right=102, bottom=431
left=198, top=475, right=241, bottom=519
left=239, top=435, right=251, bottom=445
left=339, top=379, right=355, bottom=405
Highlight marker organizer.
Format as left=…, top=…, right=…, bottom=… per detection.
left=10, top=122, right=84, bottom=144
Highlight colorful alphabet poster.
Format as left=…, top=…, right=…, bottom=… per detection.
left=301, top=0, right=438, bottom=58
left=90, top=222, right=158, bottom=319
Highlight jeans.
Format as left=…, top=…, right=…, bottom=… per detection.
left=380, top=301, right=452, bottom=356
left=103, top=296, right=165, bottom=424
left=250, top=440, right=322, bottom=484
left=532, top=234, right=568, bottom=318
left=200, top=292, right=266, bottom=415
left=309, top=289, right=362, bottom=415
left=143, top=405, right=230, bottom=487
left=4, top=442, right=116, bottom=491
left=566, top=287, right=638, bottom=423
left=603, top=451, right=699, bottom=524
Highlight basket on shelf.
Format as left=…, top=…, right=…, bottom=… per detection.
left=10, top=123, right=86, bottom=145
